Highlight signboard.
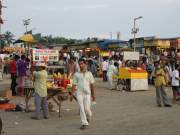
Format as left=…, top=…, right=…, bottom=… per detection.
left=123, top=51, right=139, bottom=61
left=32, top=49, right=59, bottom=62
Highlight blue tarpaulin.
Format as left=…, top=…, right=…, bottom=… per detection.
left=98, top=39, right=128, bottom=50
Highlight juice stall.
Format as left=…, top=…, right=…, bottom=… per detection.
left=114, top=51, right=148, bottom=91
left=116, top=67, right=148, bottom=91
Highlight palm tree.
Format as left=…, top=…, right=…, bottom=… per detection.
left=3, top=31, right=14, bottom=46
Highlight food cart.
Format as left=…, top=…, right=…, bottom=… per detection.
left=115, top=52, right=148, bottom=91
left=24, top=49, right=72, bottom=118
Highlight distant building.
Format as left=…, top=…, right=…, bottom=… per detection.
left=63, top=39, right=128, bottom=51
left=98, top=39, right=129, bottom=51
left=168, top=37, right=180, bottom=50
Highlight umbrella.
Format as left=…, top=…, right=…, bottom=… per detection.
left=14, top=34, right=36, bottom=56
left=19, top=34, right=36, bottom=43
left=13, top=34, right=36, bottom=44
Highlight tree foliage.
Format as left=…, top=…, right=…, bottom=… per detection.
left=1, top=31, right=83, bottom=49
left=0, top=31, right=14, bottom=46
left=33, top=33, right=78, bottom=46
left=0, top=31, right=14, bottom=49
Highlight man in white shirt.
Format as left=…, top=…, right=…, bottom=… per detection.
left=171, top=64, right=180, bottom=104
left=107, top=62, right=118, bottom=90
left=71, top=59, right=95, bottom=130
left=102, top=58, right=109, bottom=81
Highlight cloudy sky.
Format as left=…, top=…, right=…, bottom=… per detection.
left=1, top=0, right=180, bottom=40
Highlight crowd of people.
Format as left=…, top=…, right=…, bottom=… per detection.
left=0, top=53, right=30, bottom=96
left=0, top=50, right=180, bottom=130
left=0, top=52, right=97, bottom=130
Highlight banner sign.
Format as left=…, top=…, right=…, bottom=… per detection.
left=123, top=51, right=139, bottom=61
left=32, top=49, right=59, bottom=62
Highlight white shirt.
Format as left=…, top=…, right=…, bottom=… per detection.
left=107, top=65, right=118, bottom=76
left=102, top=61, right=109, bottom=71
left=73, top=71, right=95, bottom=94
left=118, top=60, right=122, bottom=68
left=171, top=70, right=179, bottom=86
left=0, top=54, right=5, bottom=61
left=63, top=53, right=67, bottom=58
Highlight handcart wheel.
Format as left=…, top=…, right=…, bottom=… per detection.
left=115, top=79, right=126, bottom=91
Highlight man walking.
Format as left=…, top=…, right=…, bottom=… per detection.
left=71, top=58, right=95, bottom=130
left=102, top=58, right=108, bottom=82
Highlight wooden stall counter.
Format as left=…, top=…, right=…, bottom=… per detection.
left=24, top=87, right=69, bottom=118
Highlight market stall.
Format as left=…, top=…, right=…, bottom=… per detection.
left=116, top=67, right=148, bottom=91
left=3, top=47, right=25, bottom=54
left=24, top=70, right=72, bottom=117
left=24, top=49, right=72, bottom=117
left=24, top=87, right=69, bottom=118
left=114, top=51, right=148, bottom=91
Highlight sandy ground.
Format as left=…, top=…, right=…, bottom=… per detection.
left=1, top=75, right=180, bottom=135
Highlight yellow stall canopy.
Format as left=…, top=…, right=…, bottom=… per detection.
left=20, top=34, right=36, bottom=43
left=116, top=67, right=148, bottom=79
left=100, top=51, right=110, bottom=57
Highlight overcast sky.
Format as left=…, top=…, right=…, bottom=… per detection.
left=1, top=0, right=180, bottom=40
